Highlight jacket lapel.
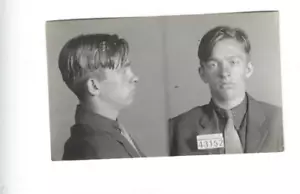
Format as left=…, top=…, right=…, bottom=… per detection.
left=199, top=106, right=220, bottom=134
left=245, top=95, right=268, bottom=153
left=130, top=136, right=146, bottom=157
left=107, top=130, right=141, bottom=158
left=198, top=104, right=224, bottom=154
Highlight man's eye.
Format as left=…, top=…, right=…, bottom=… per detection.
left=230, top=59, right=239, bottom=65
left=207, top=62, right=217, bottom=68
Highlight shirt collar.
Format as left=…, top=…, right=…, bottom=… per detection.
left=210, top=94, right=248, bottom=129
left=74, top=104, right=121, bottom=133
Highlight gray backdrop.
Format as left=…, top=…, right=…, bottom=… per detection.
left=46, top=12, right=282, bottom=160
left=165, top=12, right=282, bottom=118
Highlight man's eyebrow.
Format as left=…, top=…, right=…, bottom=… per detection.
left=225, top=55, right=243, bottom=60
left=206, top=57, right=218, bottom=62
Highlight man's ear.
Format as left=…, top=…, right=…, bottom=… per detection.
left=198, top=64, right=208, bottom=83
left=86, top=78, right=101, bottom=96
left=245, top=61, right=254, bottom=78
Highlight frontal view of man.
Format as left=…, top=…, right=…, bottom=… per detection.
left=169, top=26, right=284, bottom=155
left=58, top=34, right=144, bottom=160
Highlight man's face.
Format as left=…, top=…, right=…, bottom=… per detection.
left=199, top=38, right=253, bottom=101
left=99, top=63, right=138, bottom=109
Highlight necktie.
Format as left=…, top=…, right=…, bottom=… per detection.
left=224, top=110, right=243, bottom=154
left=118, top=124, right=141, bottom=157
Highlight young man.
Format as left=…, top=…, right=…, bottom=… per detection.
left=58, top=34, right=144, bottom=160
left=169, top=26, right=284, bottom=155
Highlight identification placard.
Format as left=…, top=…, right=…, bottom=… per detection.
left=196, top=133, right=224, bottom=150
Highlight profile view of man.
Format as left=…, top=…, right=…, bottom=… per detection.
left=169, top=26, right=284, bottom=155
left=58, top=34, right=144, bottom=160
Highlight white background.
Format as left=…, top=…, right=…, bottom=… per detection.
left=2, top=0, right=300, bottom=194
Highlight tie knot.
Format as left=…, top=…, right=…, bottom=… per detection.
left=225, top=110, right=233, bottom=119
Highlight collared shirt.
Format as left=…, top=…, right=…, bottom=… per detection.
left=210, top=96, right=248, bottom=151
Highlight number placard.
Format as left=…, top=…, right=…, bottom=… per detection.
left=196, top=133, right=224, bottom=150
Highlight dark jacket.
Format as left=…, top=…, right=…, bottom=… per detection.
left=62, top=105, right=145, bottom=160
left=169, top=94, right=284, bottom=156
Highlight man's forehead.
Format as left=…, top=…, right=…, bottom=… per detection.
left=208, top=54, right=244, bottom=61
left=213, top=39, right=246, bottom=53
left=209, top=43, right=247, bottom=61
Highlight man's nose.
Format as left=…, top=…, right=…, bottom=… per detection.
left=219, top=62, right=231, bottom=78
left=132, top=74, right=139, bottom=84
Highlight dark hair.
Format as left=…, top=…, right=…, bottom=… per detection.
left=198, top=26, right=251, bottom=63
left=58, top=34, right=129, bottom=99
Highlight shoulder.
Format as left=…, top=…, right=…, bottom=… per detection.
left=170, top=104, right=209, bottom=124
left=62, top=129, right=97, bottom=160
left=169, top=104, right=210, bottom=131
left=255, top=100, right=281, bottom=112
left=63, top=124, right=129, bottom=160
left=248, top=96, right=284, bottom=152
left=250, top=98, right=282, bottom=119
left=66, top=123, right=112, bottom=146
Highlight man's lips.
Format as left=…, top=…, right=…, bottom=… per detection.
left=220, top=82, right=235, bottom=88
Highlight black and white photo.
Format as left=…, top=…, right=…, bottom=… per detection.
left=46, top=11, right=284, bottom=161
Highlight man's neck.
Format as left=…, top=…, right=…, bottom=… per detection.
left=80, top=99, right=120, bottom=120
left=212, top=93, right=246, bottom=110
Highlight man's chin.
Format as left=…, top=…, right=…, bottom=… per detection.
left=216, top=89, right=236, bottom=101
left=121, top=97, right=134, bottom=108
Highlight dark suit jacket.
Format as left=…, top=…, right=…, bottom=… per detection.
left=62, top=105, right=145, bottom=160
left=169, top=95, right=284, bottom=156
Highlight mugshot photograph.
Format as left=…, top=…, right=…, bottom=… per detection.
left=56, top=34, right=146, bottom=160
left=168, top=12, right=284, bottom=156
left=47, top=18, right=169, bottom=161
